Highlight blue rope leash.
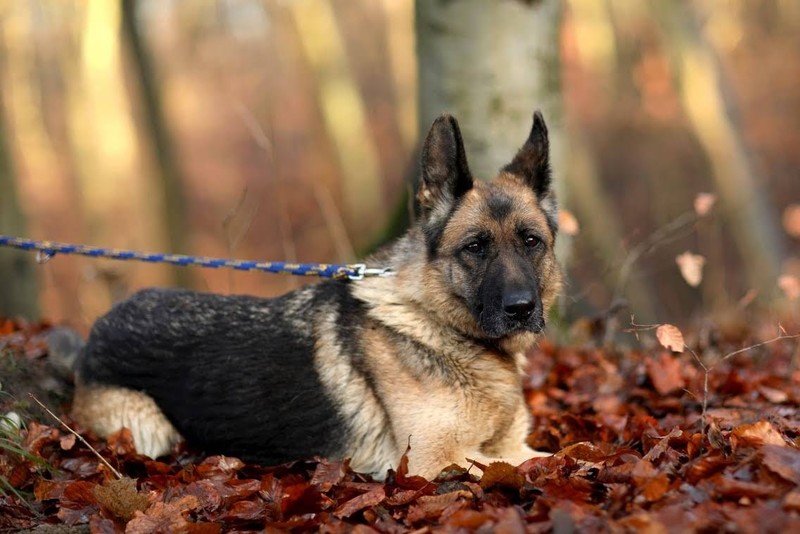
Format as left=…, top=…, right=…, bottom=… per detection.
left=0, top=235, right=393, bottom=280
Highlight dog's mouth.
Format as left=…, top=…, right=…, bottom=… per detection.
left=475, top=305, right=545, bottom=339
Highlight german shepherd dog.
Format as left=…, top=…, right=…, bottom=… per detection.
left=72, top=111, right=561, bottom=480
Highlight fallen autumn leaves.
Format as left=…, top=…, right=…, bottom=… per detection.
left=1, top=318, right=799, bottom=532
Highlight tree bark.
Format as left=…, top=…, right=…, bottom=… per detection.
left=0, top=31, right=39, bottom=319
left=416, top=0, right=564, bottom=183
left=120, top=0, right=192, bottom=288
left=656, top=2, right=785, bottom=293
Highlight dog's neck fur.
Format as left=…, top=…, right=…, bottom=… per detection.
left=352, top=227, right=534, bottom=374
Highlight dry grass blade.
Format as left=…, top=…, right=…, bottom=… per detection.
left=28, top=394, right=123, bottom=480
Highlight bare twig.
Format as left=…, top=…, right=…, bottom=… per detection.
left=29, top=394, right=122, bottom=479
left=626, top=316, right=662, bottom=333
left=612, top=211, right=698, bottom=303
left=719, top=331, right=800, bottom=362
left=681, top=330, right=799, bottom=444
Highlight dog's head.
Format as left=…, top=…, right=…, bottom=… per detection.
left=417, top=111, right=561, bottom=346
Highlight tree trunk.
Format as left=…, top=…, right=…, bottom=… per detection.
left=0, top=32, right=39, bottom=319
left=416, top=0, right=572, bottom=318
left=120, top=0, right=192, bottom=288
left=416, top=0, right=564, bottom=184
left=656, top=2, right=785, bottom=293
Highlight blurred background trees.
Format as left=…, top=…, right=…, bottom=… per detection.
left=0, top=0, right=798, bottom=334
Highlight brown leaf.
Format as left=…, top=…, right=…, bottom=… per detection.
left=89, top=515, right=119, bottom=534
left=558, top=210, right=580, bottom=236
left=384, top=488, right=420, bottom=506
left=675, top=252, right=706, bottom=287
left=57, top=480, right=100, bottom=526
left=784, top=490, right=800, bottom=512
left=694, top=193, right=717, bottom=216
left=642, top=473, right=670, bottom=502
left=107, top=428, right=137, bottom=456
left=6, top=463, right=30, bottom=489
left=642, top=427, right=684, bottom=463
left=445, top=509, right=493, bottom=530
left=310, top=458, right=349, bottom=492
left=407, top=491, right=472, bottom=523
left=93, top=477, right=149, bottom=521
left=730, top=421, right=786, bottom=450
left=395, top=444, right=430, bottom=490
left=34, top=479, right=68, bottom=501
left=59, top=433, right=77, bottom=451
left=685, top=453, right=733, bottom=485
left=762, top=444, right=800, bottom=485
left=184, top=480, right=223, bottom=512
left=196, top=455, right=244, bottom=480
left=126, top=495, right=199, bottom=534
left=333, top=486, right=385, bottom=519
left=655, top=324, right=685, bottom=353
left=22, top=422, right=60, bottom=457
left=557, top=442, right=607, bottom=462
left=220, top=499, right=266, bottom=521
left=646, top=353, right=685, bottom=394
left=778, top=274, right=800, bottom=300
left=478, top=462, right=524, bottom=491
left=758, top=385, right=789, bottom=404
left=783, top=204, right=800, bottom=238
left=703, top=474, right=780, bottom=500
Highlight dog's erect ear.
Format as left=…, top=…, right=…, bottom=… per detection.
left=502, top=111, right=551, bottom=199
left=417, top=114, right=473, bottom=216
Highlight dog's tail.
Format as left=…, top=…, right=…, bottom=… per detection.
left=44, top=327, right=85, bottom=382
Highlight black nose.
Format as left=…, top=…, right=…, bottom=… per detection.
left=504, top=293, right=535, bottom=320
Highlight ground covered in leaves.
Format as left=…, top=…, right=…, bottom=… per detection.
left=1, top=317, right=800, bottom=533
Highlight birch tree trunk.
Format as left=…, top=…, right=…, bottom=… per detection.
left=416, top=0, right=564, bottom=185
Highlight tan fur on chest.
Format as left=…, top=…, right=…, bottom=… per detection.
left=361, top=325, right=531, bottom=478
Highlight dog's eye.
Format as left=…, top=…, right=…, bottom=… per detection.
left=524, top=235, right=541, bottom=248
left=465, top=241, right=484, bottom=255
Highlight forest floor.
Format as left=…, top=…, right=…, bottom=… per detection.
left=1, top=315, right=799, bottom=533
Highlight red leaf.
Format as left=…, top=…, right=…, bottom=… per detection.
left=57, top=481, right=99, bottom=526
left=220, top=499, right=266, bottom=522
left=645, top=354, right=685, bottom=395
left=395, top=444, right=431, bottom=490
left=762, top=444, right=800, bottom=485
left=642, top=473, right=670, bottom=502
left=126, top=496, right=199, bottom=534
left=107, top=427, right=137, bottom=456
left=784, top=490, right=800, bottom=512
left=34, top=479, right=67, bottom=501
left=730, top=421, right=786, bottom=450
left=478, top=462, right=524, bottom=491
left=445, top=509, right=493, bottom=530
left=310, top=458, right=349, bottom=492
left=333, top=486, right=385, bottom=519
left=195, top=456, right=244, bottom=480
left=406, top=491, right=472, bottom=523
left=558, top=441, right=607, bottom=462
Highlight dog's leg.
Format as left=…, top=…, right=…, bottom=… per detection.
left=72, top=381, right=181, bottom=458
left=477, top=401, right=551, bottom=466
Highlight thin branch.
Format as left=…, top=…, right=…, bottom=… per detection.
left=613, top=211, right=698, bottom=301
left=29, top=394, right=122, bottom=480
left=720, top=332, right=800, bottom=362
left=681, top=331, right=798, bottom=447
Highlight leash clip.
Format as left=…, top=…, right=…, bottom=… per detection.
left=348, top=264, right=395, bottom=281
